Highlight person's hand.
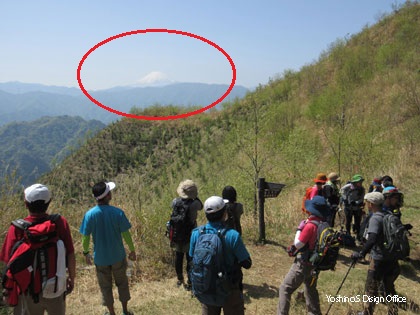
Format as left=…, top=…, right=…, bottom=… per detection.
left=404, top=224, right=413, bottom=230
left=85, top=253, right=93, bottom=265
left=286, top=245, right=298, bottom=257
left=128, top=251, right=137, bottom=261
left=351, top=251, right=363, bottom=262
left=66, top=278, right=74, bottom=295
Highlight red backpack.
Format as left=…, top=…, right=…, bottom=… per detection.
left=2, top=214, right=66, bottom=305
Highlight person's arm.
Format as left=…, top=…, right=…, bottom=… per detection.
left=81, top=234, right=93, bottom=265
left=239, top=257, right=252, bottom=269
left=66, top=252, right=76, bottom=294
left=122, top=230, right=136, bottom=261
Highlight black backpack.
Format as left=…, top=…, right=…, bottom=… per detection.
left=308, top=221, right=341, bottom=271
left=382, top=211, right=410, bottom=260
left=168, top=198, right=193, bottom=243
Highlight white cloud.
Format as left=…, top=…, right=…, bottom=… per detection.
left=137, top=71, right=173, bottom=86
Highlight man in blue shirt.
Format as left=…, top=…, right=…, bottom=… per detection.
left=189, top=196, right=252, bottom=315
left=80, top=181, right=136, bottom=315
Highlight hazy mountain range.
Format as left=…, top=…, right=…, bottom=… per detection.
left=0, top=81, right=249, bottom=126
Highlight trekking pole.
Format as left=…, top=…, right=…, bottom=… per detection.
left=325, top=260, right=356, bottom=315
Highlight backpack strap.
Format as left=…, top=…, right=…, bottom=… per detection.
left=11, top=219, right=32, bottom=231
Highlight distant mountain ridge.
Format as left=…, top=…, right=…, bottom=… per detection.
left=0, top=82, right=249, bottom=125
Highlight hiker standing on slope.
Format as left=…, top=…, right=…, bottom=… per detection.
left=189, top=196, right=252, bottom=315
left=340, top=174, right=365, bottom=241
left=351, top=192, right=399, bottom=315
left=222, top=185, right=244, bottom=236
left=277, top=195, right=331, bottom=315
left=0, top=183, right=76, bottom=315
left=170, top=179, right=203, bottom=290
left=322, top=172, right=341, bottom=227
left=79, top=181, right=136, bottom=315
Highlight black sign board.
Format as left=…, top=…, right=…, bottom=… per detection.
left=263, top=182, right=286, bottom=198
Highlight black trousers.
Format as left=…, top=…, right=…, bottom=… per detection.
left=344, top=206, right=363, bottom=239
left=364, top=258, right=400, bottom=315
left=175, top=251, right=191, bottom=282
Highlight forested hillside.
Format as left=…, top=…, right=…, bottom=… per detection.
left=1, top=2, right=419, bottom=314
left=0, top=116, right=105, bottom=186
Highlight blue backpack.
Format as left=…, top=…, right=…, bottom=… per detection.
left=190, top=226, right=230, bottom=306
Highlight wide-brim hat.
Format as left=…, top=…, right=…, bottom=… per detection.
left=304, top=196, right=331, bottom=218
left=313, top=173, right=327, bottom=183
left=351, top=174, right=364, bottom=183
left=327, top=172, right=341, bottom=182
left=177, top=179, right=198, bottom=199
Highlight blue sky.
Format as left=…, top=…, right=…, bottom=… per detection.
left=0, top=1, right=406, bottom=91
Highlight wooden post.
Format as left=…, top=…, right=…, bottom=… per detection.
left=257, top=178, right=266, bottom=244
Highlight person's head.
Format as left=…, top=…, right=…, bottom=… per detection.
left=24, top=183, right=52, bottom=214
left=204, top=196, right=228, bottom=222
left=382, top=186, right=404, bottom=209
left=364, top=192, right=384, bottom=212
left=304, top=195, right=331, bottom=220
left=351, top=174, right=364, bottom=187
left=381, top=175, right=393, bottom=186
left=313, top=173, right=327, bottom=186
left=327, top=172, right=340, bottom=184
left=177, top=179, right=198, bottom=200
left=92, top=181, right=116, bottom=204
left=222, top=186, right=237, bottom=203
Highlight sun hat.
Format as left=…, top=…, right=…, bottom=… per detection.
left=382, top=186, right=402, bottom=196
left=304, top=196, right=331, bottom=218
left=94, top=182, right=116, bottom=200
left=364, top=192, right=384, bottom=205
left=351, top=174, right=364, bottom=183
left=24, top=184, right=51, bottom=204
left=204, top=196, right=228, bottom=214
left=313, top=173, right=327, bottom=183
left=327, top=172, right=340, bottom=182
left=177, top=179, right=198, bottom=199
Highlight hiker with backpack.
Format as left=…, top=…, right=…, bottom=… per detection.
left=168, top=179, right=203, bottom=290
left=301, top=173, right=327, bottom=214
left=340, top=174, right=366, bottom=241
left=351, top=191, right=408, bottom=315
left=322, top=172, right=341, bottom=227
left=0, top=183, right=76, bottom=315
left=79, top=181, right=136, bottom=315
left=277, top=195, right=332, bottom=315
left=222, top=186, right=243, bottom=236
left=189, top=196, right=252, bottom=315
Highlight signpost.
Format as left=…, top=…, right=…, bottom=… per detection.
left=257, top=178, right=285, bottom=244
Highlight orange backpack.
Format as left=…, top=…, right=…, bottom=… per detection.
left=301, top=186, right=313, bottom=214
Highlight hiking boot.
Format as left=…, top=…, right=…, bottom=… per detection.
left=184, top=281, right=192, bottom=291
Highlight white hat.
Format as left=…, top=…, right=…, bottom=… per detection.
left=94, top=182, right=116, bottom=200
left=204, top=196, right=228, bottom=214
left=24, top=184, right=51, bottom=204
left=364, top=192, right=384, bottom=205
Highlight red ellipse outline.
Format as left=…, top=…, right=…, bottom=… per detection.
left=77, top=29, right=236, bottom=121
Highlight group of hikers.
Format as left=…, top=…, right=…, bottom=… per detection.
left=0, top=172, right=412, bottom=315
